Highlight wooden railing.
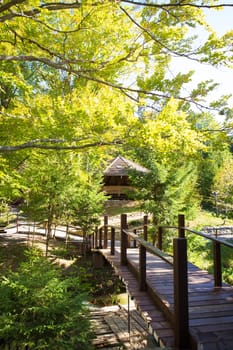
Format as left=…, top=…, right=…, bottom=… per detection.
left=94, top=213, right=233, bottom=349
left=157, top=214, right=233, bottom=288
left=102, top=185, right=134, bottom=195
left=5, top=218, right=83, bottom=237
left=2, top=218, right=91, bottom=255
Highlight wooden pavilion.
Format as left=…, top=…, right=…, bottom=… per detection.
left=103, top=155, right=149, bottom=199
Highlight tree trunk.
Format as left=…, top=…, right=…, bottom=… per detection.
left=45, top=218, right=52, bottom=257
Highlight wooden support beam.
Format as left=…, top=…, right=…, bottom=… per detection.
left=99, top=227, right=103, bottom=249
left=94, top=226, right=98, bottom=249
left=104, top=215, right=108, bottom=249
left=121, top=214, right=128, bottom=265
left=158, top=226, right=163, bottom=250
left=110, top=227, right=115, bottom=255
left=173, top=237, right=190, bottom=349
left=213, top=240, right=222, bottom=287
left=139, top=215, right=148, bottom=291
left=178, top=214, right=185, bottom=238
left=133, top=228, right=137, bottom=248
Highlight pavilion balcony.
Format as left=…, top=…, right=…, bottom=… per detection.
left=102, top=185, right=135, bottom=198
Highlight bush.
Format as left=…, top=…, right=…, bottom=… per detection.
left=0, top=248, right=93, bottom=350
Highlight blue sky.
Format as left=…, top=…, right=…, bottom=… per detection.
left=171, top=4, right=232, bottom=121
left=204, top=4, right=233, bottom=105
left=205, top=1, right=233, bottom=35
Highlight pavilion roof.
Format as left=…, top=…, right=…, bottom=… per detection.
left=103, top=155, right=149, bottom=176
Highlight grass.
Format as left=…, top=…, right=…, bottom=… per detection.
left=103, top=200, right=141, bottom=216
left=104, top=201, right=233, bottom=229
left=184, top=210, right=233, bottom=285
left=186, top=210, right=233, bottom=230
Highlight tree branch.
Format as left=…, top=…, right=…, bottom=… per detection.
left=121, top=1, right=233, bottom=9
left=9, top=9, right=93, bottom=34
left=120, top=6, right=200, bottom=61
left=78, top=72, right=226, bottom=112
left=0, top=139, right=123, bottom=152
left=0, top=0, right=25, bottom=14
left=1, top=0, right=232, bottom=23
left=0, top=54, right=97, bottom=70
left=0, top=1, right=82, bottom=22
left=0, top=54, right=227, bottom=112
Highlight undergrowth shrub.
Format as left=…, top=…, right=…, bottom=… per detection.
left=0, top=248, right=93, bottom=350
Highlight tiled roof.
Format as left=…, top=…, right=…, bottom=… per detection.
left=103, top=155, right=149, bottom=176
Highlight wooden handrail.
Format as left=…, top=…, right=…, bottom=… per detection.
left=183, top=227, right=233, bottom=249
left=125, top=230, right=173, bottom=265
left=162, top=225, right=233, bottom=249
left=120, top=214, right=189, bottom=349
left=96, top=213, right=232, bottom=349
left=161, top=223, right=233, bottom=288
left=160, top=224, right=233, bottom=249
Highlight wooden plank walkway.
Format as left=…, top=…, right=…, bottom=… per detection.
left=99, top=246, right=233, bottom=350
left=90, top=305, right=160, bottom=349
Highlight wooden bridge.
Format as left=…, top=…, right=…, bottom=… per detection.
left=93, top=214, right=233, bottom=350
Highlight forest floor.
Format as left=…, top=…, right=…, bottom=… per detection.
left=0, top=230, right=162, bottom=349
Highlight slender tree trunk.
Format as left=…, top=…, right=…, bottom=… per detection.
left=83, top=230, right=87, bottom=258
left=65, top=223, right=69, bottom=247
left=45, top=221, right=49, bottom=257
left=46, top=218, right=53, bottom=257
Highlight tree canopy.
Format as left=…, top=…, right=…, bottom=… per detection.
left=0, top=1, right=232, bottom=148
left=0, top=0, right=232, bottom=220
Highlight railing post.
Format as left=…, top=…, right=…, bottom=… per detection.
left=213, top=241, right=222, bottom=287
left=173, top=237, right=190, bottom=349
left=104, top=215, right=108, bottom=249
left=143, top=215, right=148, bottom=241
left=158, top=226, right=163, bottom=250
left=91, top=231, right=94, bottom=249
left=94, top=226, right=98, bottom=249
left=99, top=227, right=102, bottom=249
left=133, top=229, right=137, bottom=248
left=139, top=215, right=148, bottom=291
left=178, top=214, right=185, bottom=238
left=110, top=227, right=115, bottom=255
left=121, top=214, right=128, bottom=265
left=16, top=212, right=19, bottom=233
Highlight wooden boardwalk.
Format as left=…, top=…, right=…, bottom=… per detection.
left=90, top=305, right=159, bottom=349
left=99, top=245, right=233, bottom=350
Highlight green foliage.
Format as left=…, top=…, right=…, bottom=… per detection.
left=184, top=211, right=233, bottom=285
left=17, top=152, right=106, bottom=240
left=129, top=151, right=200, bottom=227
left=50, top=244, right=75, bottom=260
left=0, top=244, right=27, bottom=273
left=65, top=255, right=126, bottom=306
left=193, top=113, right=231, bottom=209
left=0, top=248, right=93, bottom=350
left=186, top=233, right=212, bottom=271
left=219, top=244, right=233, bottom=285
left=0, top=0, right=232, bottom=258
left=129, top=99, right=205, bottom=164
left=186, top=233, right=233, bottom=286
left=212, top=154, right=233, bottom=208
left=70, top=178, right=106, bottom=236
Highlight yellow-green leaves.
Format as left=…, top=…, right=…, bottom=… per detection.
left=130, top=99, right=205, bottom=163
left=199, top=31, right=233, bottom=66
